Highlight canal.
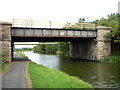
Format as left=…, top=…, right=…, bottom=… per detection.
left=23, top=51, right=120, bottom=88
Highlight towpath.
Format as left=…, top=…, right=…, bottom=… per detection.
left=2, top=53, right=30, bottom=88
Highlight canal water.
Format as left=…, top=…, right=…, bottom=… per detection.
left=23, top=51, right=120, bottom=88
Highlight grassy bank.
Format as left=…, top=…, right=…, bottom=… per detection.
left=16, top=51, right=28, bottom=58
left=103, top=52, right=120, bottom=63
left=0, top=62, right=11, bottom=74
left=28, top=62, right=93, bottom=88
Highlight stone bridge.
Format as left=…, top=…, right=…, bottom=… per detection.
left=0, top=22, right=111, bottom=63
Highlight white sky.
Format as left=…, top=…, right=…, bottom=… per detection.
left=15, top=45, right=36, bottom=48
left=14, top=42, right=59, bottom=48
left=1, top=0, right=119, bottom=48
left=0, top=0, right=119, bottom=23
left=14, top=42, right=39, bottom=48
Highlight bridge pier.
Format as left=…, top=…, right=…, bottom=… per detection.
left=0, top=22, right=12, bottom=62
left=70, top=39, right=97, bottom=60
left=70, top=26, right=111, bottom=61
left=96, top=26, right=111, bottom=60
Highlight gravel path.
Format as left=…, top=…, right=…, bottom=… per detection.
left=2, top=61, right=28, bottom=88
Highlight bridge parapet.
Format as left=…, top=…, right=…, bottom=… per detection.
left=11, top=27, right=97, bottom=38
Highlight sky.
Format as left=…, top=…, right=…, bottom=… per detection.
left=0, top=0, right=119, bottom=23
left=14, top=42, right=59, bottom=48
left=1, top=0, right=119, bottom=48
left=14, top=42, right=39, bottom=48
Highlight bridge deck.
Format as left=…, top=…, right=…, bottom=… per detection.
left=11, top=27, right=97, bottom=38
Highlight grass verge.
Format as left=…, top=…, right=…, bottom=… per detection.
left=103, top=52, right=120, bottom=63
left=16, top=51, right=28, bottom=58
left=28, top=62, right=93, bottom=88
left=0, top=62, right=11, bottom=74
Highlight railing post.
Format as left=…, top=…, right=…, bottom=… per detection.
left=49, top=21, right=51, bottom=28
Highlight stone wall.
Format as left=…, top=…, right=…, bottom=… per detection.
left=0, top=22, right=12, bottom=63
left=70, top=26, right=111, bottom=61
left=70, top=39, right=97, bottom=60
left=96, top=26, right=111, bottom=60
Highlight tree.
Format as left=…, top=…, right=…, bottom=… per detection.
left=78, top=18, right=85, bottom=23
left=93, top=13, right=120, bottom=47
left=95, top=17, right=108, bottom=26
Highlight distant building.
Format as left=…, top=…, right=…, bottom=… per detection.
left=63, top=22, right=96, bottom=30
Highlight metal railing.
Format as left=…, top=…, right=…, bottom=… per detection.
left=12, top=19, right=66, bottom=28
left=63, top=22, right=96, bottom=30
left=12, top=19, right=96, bottom=30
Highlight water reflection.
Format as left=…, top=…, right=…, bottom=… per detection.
left=23, top=52, right=61, bottom=70
left=23, top=51, right=120, bottom=88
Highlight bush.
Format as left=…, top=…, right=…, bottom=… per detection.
left=104, top=52, right=120, bottom=63
left=16, top=51, right=28, bottom=58
left=33, top=42, right=70, bottom=57
left=56, top=51, right=63, bottom=55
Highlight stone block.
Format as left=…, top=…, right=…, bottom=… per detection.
left=2, top=41, right=11, bottom=48
left=0, top=22, right=12, bottom=62
left=96, top=26, right=111, bottom=60
left=1, top=25, right=11, bottom=41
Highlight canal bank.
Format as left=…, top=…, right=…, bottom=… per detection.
left=27, top=62, right=93, bottom=88
left=12, top=52, right=93, bottom=88
left=23, top=51, right=120, bottom=88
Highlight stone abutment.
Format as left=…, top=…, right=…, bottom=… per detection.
left=0, top=22, right=12, bottom=63
left=70, top=26, right=111, bottom=61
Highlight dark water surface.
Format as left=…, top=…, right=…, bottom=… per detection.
left=23, top=51, right=120, bottom=88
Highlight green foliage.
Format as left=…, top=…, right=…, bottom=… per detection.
left=103, top=52, right=120, bottom=63
left=58, top=42, right=70, bottom=57
left=78, top=18, right=85, bottom=23
left=16, top=51, right=28, bottom=58
left=93, top=13, right=120, bottom=45
left=14, top=48, right=32, bottom=51
left=94, top=17, right=108, bottom=26
left=28, top=62, right=93, bottom=88
left=56, top=51, right=63, bottom=55
left=0, top=62, right=11, bottom=74
left=46, top=45, right=58, bottom=54
left=0, top=53, right=8, bottom=64
left=33, top=42, right=70, bottom=57
left=33, top=44, right=58, bottom=54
